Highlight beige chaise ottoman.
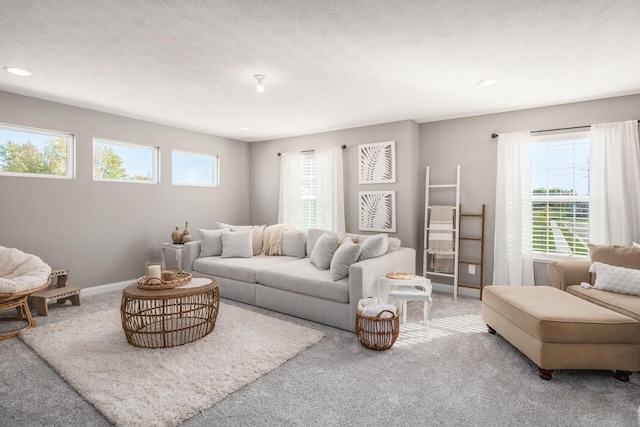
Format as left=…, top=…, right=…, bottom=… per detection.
left=481, top=285, right=640, bottom=381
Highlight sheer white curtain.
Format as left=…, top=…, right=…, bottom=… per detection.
left=589, top=120, right=640, bottom=244
left=493, top=131, right=535, bottom=286
left=278, top=152, right=303, bottom=228
left=315, top=147, right=345, bottom=231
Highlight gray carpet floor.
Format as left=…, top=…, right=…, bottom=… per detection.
left=1, top=290, right=639, bottom=427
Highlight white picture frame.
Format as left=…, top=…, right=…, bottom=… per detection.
left=359, top=191, right=396, bottom=232
left=358, top=141, right=396, bottom=184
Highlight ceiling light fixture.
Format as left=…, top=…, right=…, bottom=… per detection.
left=4, top=67, right=32, bottom=77
left=254, top=74, right=265, bottom=93
left=477, top=78, right=498, bottom=87
left=240, top=127, right=249, bottom=131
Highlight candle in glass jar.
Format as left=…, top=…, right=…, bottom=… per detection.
left=147, top=265, right=162, bottom=284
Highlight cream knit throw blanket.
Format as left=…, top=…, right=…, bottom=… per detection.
left=262, top=224, right=297, bottom=255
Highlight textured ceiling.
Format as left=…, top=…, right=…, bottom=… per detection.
left=1, top=0, right=639, bottom=142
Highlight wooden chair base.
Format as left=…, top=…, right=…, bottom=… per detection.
left=0, top=280, right=50, bottom=341
left=0, top=296, right=36, bottom=341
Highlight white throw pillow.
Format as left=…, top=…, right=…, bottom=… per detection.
left=230, top=225, right=266, bottom=256
left=330, top=240, right=362, bottom=281
left=589, top=262, right=640, bottom=296
left=198, top=229, right=226, bottom=257
left=387, top=237, right=401, bottom=253
left=359, top=234, right=389, bottom=261
left=310, top=233, right=339, bottom=270
left=221, top=230, right=253, bottom=258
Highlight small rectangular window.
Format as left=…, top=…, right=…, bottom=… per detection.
left=93, top=138, right=158, bottom=183
left=172, top=150, right=219, bottom=186
left=531, top=131, right=590, bottom=258
left=0, top=123, right=74, bottom=179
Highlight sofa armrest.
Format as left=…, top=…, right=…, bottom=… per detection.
left=348, top=248, right=417, bottom=306
left=547, top=259, right=591, bottom=291
left=182, top=241, right=201, bottom=273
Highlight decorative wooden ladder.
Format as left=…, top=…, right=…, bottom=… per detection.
left=458, top=204, right=486, bottom=299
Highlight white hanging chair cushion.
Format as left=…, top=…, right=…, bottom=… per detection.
left=0, top=246, right=52, bottom=293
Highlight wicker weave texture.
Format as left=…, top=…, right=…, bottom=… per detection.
left=120, top=280, right=219, bottom=348
left=355, top=309, right=399, bottom=351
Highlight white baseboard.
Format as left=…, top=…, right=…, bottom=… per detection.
left=431, top=282, right=481, bottom=299
left=81, top=279, right=134, bottom=297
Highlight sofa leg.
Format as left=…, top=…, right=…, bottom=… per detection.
left=487, top=325, right=496, bottom=334
left=614, top=371, right=632, bottom=382
left=538, top=368, right=553, bottom=380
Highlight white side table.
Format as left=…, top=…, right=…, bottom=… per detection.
left=380, top=275, right=432, bottom=329
left=160, top=243, right=185, bottom=270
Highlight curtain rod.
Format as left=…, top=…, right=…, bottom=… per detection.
left=490, top=119, right=640, bottom=139
left=277, top=145, right=347, bottom=156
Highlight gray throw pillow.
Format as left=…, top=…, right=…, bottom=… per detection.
left=221, top=230, right=253, bottom=258
left=359, top=234, right=389, bottom=261
left=306, top=228, right=338, bottom=257
left=282, top=230, right=307, bottom=258
left=198, top=229, right=225, bottom=257
left=310, top=233, right=339, bottom=270
left=330, top=240, right=362, bottom=281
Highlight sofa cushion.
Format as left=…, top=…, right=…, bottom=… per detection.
left=589, top=243, right=640, bottom=269
left=282, top=230, right=306, bottom=258
left=589, top=262, right=640, bottom=296
left=482, top=285, right=639, bottom=344
left=221, top=231, right=253, bottom=258
left=257, top=259, right=349, bottom=303
left=567, top=284, right=640, bottom=322
left=310, top=233, right=339, bottom=270
left=193, top=255, right=299, bottom=283
left=330, top=239, right=361, bottom=281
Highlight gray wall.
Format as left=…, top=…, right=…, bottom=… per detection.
left=420, top=93, right=640, bottom=286
left=249, top=120, right=421, bottom=253
left=0, top=91, right=250, bottom=288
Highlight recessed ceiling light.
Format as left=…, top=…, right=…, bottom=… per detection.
left=4, top=67, right=32, bottom=77
left=477, top=78, right=498, bottom=87
left=254, top=74, right=265, bottom=93
left=239, top=127, right=249, bottom=131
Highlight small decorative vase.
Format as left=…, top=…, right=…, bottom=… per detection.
left=182, top=221, right=190, bottom=243
left=171, top=227, right=182, bottom=244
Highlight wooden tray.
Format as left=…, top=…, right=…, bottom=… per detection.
left=137, top=269, right=192, bottom=290
left=385, top=272, right=417, bottom=280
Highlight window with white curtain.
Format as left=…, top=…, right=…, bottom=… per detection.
left=300, top=152, right=317, bottom=229
left=531, top=131, right=590, bottom=258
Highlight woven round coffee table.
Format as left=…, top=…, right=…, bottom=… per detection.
left=120, top=277, right=219, bottom=348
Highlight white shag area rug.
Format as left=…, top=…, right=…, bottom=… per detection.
left=21, top=303, right=324, bottom=427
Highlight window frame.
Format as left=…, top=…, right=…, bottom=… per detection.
left=531, top=131, right=590, bottom=260
left=92, top=137, right=159, bottom=184
left=171, top=149, right=219, bottom=187
left=0, top=122, right=75, bottom=180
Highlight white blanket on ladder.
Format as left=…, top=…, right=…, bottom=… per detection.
left=428, top=205, right=454, bottom=273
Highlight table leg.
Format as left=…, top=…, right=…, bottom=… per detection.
left=160, top=247, right=167, bottom=270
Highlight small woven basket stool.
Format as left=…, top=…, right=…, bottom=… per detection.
left=355, top=309, right=400, bottom=351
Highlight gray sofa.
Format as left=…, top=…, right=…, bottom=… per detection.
left=181, top=228, right=416, bottom=332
